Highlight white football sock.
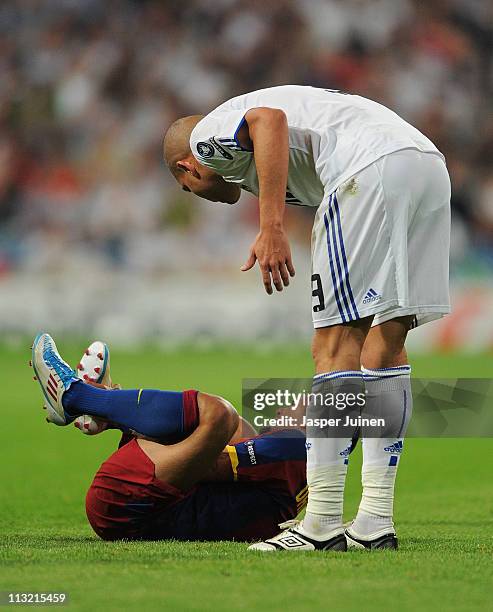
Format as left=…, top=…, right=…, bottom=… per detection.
left=351, top=365, right=413, bottom=539
left=303, top=371, right=363, bottom=539
left=303, top=464, right=350, bottom=537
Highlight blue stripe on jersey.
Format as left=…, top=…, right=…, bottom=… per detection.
left=324, top=195, right=346, bottom=323
left=218, top=119, right=252, bottom=152
left=333, top=194, right=360, bottom=319
left=233, top=116, right=252, bottom=151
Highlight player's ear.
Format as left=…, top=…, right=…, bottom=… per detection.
left=176, top=159, right=200, bottom=178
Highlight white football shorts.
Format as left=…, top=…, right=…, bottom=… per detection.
left=311, top=148, right=451, bottom=329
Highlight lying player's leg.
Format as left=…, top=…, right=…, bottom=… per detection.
left=345, top=316, right=413, bottom=550
left=72, top=352, right=256, bottom=441
left=64, top=383, right=204, bottom=441
left=32, top=332, right=230, bottom=442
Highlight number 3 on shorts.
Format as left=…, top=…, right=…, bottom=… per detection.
left=312, top=274, right=325, bottom=313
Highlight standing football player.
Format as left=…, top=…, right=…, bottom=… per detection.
left=163, top=86, right=451, bottom=551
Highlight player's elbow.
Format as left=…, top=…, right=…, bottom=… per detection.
left=214, top=396, right=240, bottom=438
left=198, top=393, right=239, bottom=438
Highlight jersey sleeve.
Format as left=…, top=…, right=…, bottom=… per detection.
left=189, top=109, right=252, bottom=175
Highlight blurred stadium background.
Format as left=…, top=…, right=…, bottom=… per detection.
left=0, top=0, right=492, bottom=352
left=2, top=4, right=492, bottom=608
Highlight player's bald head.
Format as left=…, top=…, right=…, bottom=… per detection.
left=163, top=115, right=204, bottom=172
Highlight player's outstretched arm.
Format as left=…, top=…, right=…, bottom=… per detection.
left=139, top=392, right=239, bottom=491
left=240, top=107, right=295, bottom=294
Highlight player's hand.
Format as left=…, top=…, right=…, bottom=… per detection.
left=241, top=227, right=295, bottom=294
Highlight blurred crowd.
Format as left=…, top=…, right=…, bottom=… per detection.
left=0, top=0, right=492, bottom=277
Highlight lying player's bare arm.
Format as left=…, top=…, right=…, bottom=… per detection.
left=193, top=414, right=259, bottom=482
left=239, top=108, right=295, bottom=294
left=139, top=405, right=257, bottom=486
left=138, top=392, right=238, bottom=490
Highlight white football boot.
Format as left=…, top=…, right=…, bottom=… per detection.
left=76, top=340, right=111, bottom=386
left=73, top=341, right=112, bottom=435
left=31, top=332, right=78, bottom=425
left=345, top=524, right=398, bottom=550
left=248, top=520, right=347, bottom=552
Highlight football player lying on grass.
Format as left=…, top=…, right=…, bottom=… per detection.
left=31, top=332, right=314, bottom=546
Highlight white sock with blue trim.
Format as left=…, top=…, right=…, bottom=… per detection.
left=350, top=365, right=413, bottom=539
left=302, top=370, right=364, bottom=539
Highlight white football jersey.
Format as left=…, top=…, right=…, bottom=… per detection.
left=190, top=85, right=443, bottom=207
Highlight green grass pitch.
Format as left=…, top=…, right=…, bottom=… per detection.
left=1, top=342, right=492, bottom=611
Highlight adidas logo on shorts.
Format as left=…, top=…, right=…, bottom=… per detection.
left=363, top=288, right=381, bottom=304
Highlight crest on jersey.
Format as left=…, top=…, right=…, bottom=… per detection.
left=196, top=142, right=215, bottom=158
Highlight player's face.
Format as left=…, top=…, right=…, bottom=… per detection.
left=175, top=160, right=240, bottom=204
